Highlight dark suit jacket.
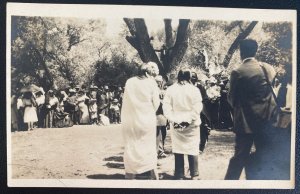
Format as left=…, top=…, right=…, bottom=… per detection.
left=228, top=58, right=276, bottom=134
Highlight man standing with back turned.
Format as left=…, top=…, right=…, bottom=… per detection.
left=225, top=39, right=277, bottom=180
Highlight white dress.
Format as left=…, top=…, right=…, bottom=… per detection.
left=121, top=76, right=160, bottom=174
left=163, top=82, right=203, bottom=155
left=23, top=99, right=38, bottom=123
left=76, top=95, right=90, bottom=124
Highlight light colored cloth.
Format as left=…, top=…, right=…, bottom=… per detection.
left=156, top=114, right=167, bottom=126
left=17, top=98, right=23, bottom=110
left=76, top=95, right=90, bottom=124
left=48, top=96, right=59, bottom=107
left=110, top=103, right=120, bottom=111
left=121, top=76, right=160, bottom=174
left=36, top=95, right=45, bottom=106
left=22, top=99, right=38, bottom=123
left=99, top=114, right=110, bottom=125
left=285, top=83, right=292, bottom=109
left=89, top=103, right=98, bottom=119
left=163, top=82, right=202, bottom=155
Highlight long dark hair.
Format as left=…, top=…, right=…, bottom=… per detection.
left=177, top=69, right=191, bottom=85
left=23, top=92, right=37, bottom=106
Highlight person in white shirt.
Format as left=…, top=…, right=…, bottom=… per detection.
left=35, top=89, right=45, bottom=128
left=163, top=69, right=203, bottom=180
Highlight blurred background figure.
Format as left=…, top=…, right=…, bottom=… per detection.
left=35, top=89, right=45, bottom=128
left=155, top=75, right=168, bottom=159
left=76, top=89, right=90, bottom=124
left=109, top=98, right=121, bottom=124
left=43, top=90, right=59, bottom=128
left=21, top=91, right=38, bottom=131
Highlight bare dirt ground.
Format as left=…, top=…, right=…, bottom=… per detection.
left=10, top=125, right=245, bottom=180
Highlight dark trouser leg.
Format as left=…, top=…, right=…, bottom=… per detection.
left=116, top=112, right=120, bottom=123
left=200, top=113, right=209, bottom=151
left=200, top=125, right=208, bottom=151
left=224, top=134, right=253, bottom=180
left=111, top=110, right=115, bottom=123
left=188, top=155, right=199, bottom=177
left=161, top=126, right=167, bottom=147
left=174, top=153, right=185, bottom=179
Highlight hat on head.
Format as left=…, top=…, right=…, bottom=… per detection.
left=69, top=88, right=76, bottom=93
left=104, top=86, right=109, bottom=90
left=113, top=98, right=118, bottom=103
left=90, top=85, right=98, bottom=89
left=48, top=90, right=53, bottom=93
left=75, top=85, right=80, bottom=89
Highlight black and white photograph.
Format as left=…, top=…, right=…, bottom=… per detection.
left=6, top=3, right=297, bottom=189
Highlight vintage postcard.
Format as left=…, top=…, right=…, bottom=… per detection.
left=6, top=3, right=297, bottom=189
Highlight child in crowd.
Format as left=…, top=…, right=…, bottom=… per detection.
left=109, top=98, right=121, bottom=124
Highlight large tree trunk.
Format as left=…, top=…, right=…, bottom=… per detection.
left=123, top=18, right=163, bottom=74
left=124, top=18, right=190, bottom=77
left=221, top=21, right=258, bottom=68
left=164, top=19, right=190, bottom=73
left=164, top=19, right=175, bottom=48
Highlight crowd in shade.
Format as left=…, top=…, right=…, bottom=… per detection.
left=11, top=84, right=124, bottom=131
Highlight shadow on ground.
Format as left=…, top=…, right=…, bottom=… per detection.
left=104, top=162, right=124, bottom=169
left=87, top=173, right=124, bottom=179
left=104, top=156, right=123, bottom=162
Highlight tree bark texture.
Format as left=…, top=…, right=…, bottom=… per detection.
left=164, top=19, right=175, bottom=48
left=124, top=18, right=190, bottom=77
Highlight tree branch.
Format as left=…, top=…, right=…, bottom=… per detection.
left=222, top=21, right=258, bottom=68
left=166, top=19, right=190, bottom=72
left=123, top=18, right=136, bottom=36
left=164, top=19, right=174, bottom=48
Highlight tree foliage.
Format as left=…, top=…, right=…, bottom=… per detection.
left=11, top=16, right=107, bottom=93
left=11, top=16, right=293, bottom=94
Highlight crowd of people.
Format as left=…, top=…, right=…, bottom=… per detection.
left=10, top=39, right=292, bottom=181
left=11, top=84, right=124, bottom=131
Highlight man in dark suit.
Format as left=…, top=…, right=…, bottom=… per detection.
left=224, top=39, right=277, bottom=180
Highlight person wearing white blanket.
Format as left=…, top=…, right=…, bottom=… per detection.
left=121, top=62, right=160, bottom=179
left=163, top=69, right=203, bottom=180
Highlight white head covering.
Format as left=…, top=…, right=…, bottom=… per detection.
left=147, top=62, right=159, bottom=77
left=155, top=75, right=163, bottom=82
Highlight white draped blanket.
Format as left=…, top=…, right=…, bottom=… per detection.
left=121, top=77, right=160, bottom=174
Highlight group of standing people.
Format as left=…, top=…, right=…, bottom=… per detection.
left=121, top=39, right=292, bottom=180
left=11, top=84, right=124, bottom=131
left=121, top=61, right=205, bottom=180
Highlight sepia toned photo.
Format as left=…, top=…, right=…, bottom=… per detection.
left=6, top=3, right=297, bottom=189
